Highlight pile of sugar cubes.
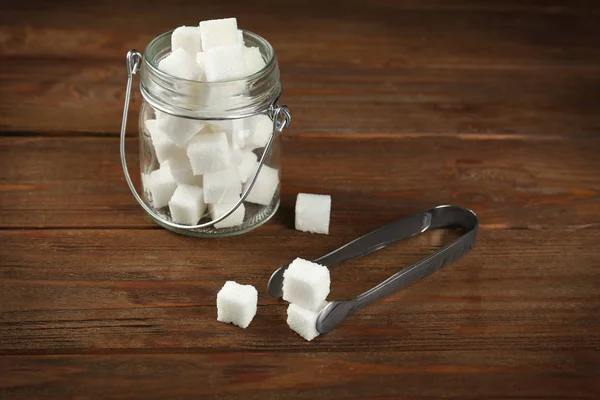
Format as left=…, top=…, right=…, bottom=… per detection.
left=282, top=258, right=331, bottom=341
left=216, top=258, right=330, bottom=341
left=216, top=192, right=332, bottom=341
left=143, top=18, right=279, bottom=228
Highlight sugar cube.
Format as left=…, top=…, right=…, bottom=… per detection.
left=287, top=302, right=328, bottom=341
left=247, top=114, right=273, bottom=148
left=156, top=115, right=207, bottom=147
left=282, top=258, right=330, bottom=311
left=186, top=132, right=232, bottom=175
left=195, top=51, right=207, bottom=81
left=237, top=151, right=259, bottom=184
left=244, top=46, right=266, bottom=75
left=172, top=26, right=202, bottom=56
left=295, top=193, right=331, bottom=235
left=168, top=184, right=206, bottom=225
left=147, top=164, right=178, bottom=208
left=203, top=167, right=242, bottom=204
left=163, top=157, right=200, bottom=185
left=199, top=17, right=241, bottom=51
left=237, top=29, right=244, bottom=44
left=232, top=118, right=253, bottom=147
left=229, top=138, right=244, bottom=165
left=216, top=281, right=257, bottom=329
left=242, top=165, right=279, bottom=206
left=209, top=202, right=246, bottom=229
left=204, top=44, right=246, bottom=82
left=158, top=48, right=203, bottom=81
left=145, top=119, right=180, bottom=164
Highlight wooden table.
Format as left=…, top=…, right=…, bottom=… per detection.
left=1, top=1, right=599, bottom=398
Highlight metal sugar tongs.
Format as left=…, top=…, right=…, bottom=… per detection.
left=268, top=205, right=479, bottom=334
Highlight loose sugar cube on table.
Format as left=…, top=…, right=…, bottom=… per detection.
left=295, top=193, right=331, bottom=235
left=247, top=114, right=273, bottom=148
left=158, top=48, right=203, bottom=81
left=145, top=119, right=180, bottom=164
left=172, top=26, right=202, bottom=56
left=203, top=167, right=242, bottom=204
left=282, top=258, right=331, bottom=311
left=237, top=151, right=259, bottom=184
left=199, top=17, right=241, bottom=51
left=217, top=281, right=257, bottom=329
left=244, top=46, right=266, bottom=75
left=287, top=302, right=328, bottom=341
left=186, top=132, right=232, bottom=175
left=242, top=165, right=279, bottom=206
left=163, top=157, right=200, bottom=185
left=209, top=202, right=246, bottom=229
left=168, top=184, right=206, bottom=225
left=204, top=44, right=246, bottom=82
left=147, top=163, right=178, bottom=208
left=156, top=115, right=207, bottom=147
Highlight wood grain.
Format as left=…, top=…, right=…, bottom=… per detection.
left=1, top=59, right=598, bottom=136
left=1, top=229, right=598, bottom=352
left=1, top=0, right=599, bottom=398
left=0, top=136, right=598, bottom=229
left=1, top=0, right=598, bottom=66
left=1, top=351, right=598, bottom=399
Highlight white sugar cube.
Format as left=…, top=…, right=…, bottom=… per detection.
left=172, top=26, right=202, bottom=56
left=204, top=44, right=246, bottom=82
left=168, top=184, right=206, bottom=225
left=237, top=151, right=258, bottom=184
left=163, top=157, right=200, bottom=185
left=199, top=17, right=241, bottom=51
left=229, top=138, right=244, bottom=165
left=156, top=115, right=207, bottom=147
left=295, top=193, right=331, bottom=235
left=216, top=281, right=257, bottom=329
left=282, top=258, right=330, bottom=311
left=203, top=167, right=242, bottom=204
left=242, top=165, right=279, bottom=206
left=209, top=202, right=245, bottom=228
left=186, top=132, right=232, bottom=175
left=209, top=119, right=233, bottom=133
left=195, top=51, right=207, bottom=81
left=145, top=119, right=180, bottom=164
left=244, top=46, right=266, bottom=75
left=232, top=118, right=253, bottom=147
left=148, top=164, right=177, bottom=208
left=158, top=48, right=203, bottom=81
left=237, top=29, right=244, bottom=44
left=247, top=114, right=273, bottom=148
left=287, top=302, right=328, bottom=341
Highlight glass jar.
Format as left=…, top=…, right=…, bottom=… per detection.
left=120, top=30, right=291, bottom=237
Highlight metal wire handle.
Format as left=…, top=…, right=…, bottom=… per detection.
left=120, top=49, right=291, bottom=230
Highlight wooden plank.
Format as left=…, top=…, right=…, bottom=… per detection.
left=1, top=229, right=598, bottom=352
left=0, top=136, right=599, bottom=229
left=1, top=59, right=599, bottom=136
left=0, top=351, right=598, bottom=399
left=1, top=0, right=598, bottom=66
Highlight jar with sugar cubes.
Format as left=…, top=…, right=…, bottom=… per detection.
left=119, top=18, right=291, bottom=237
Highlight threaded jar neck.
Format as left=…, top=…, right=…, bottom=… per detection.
left=140, top=29, right=282, bottom=120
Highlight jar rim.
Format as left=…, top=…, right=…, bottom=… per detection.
left=143, top=28, right=276, bottom=84
left=139, top=28, right=282, bottom=119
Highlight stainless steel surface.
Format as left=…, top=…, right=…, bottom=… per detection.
left=267, top=205, right=479, bottom=335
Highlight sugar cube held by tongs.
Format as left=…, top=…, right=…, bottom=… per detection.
left=268, top=205, right=479, bottom=337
